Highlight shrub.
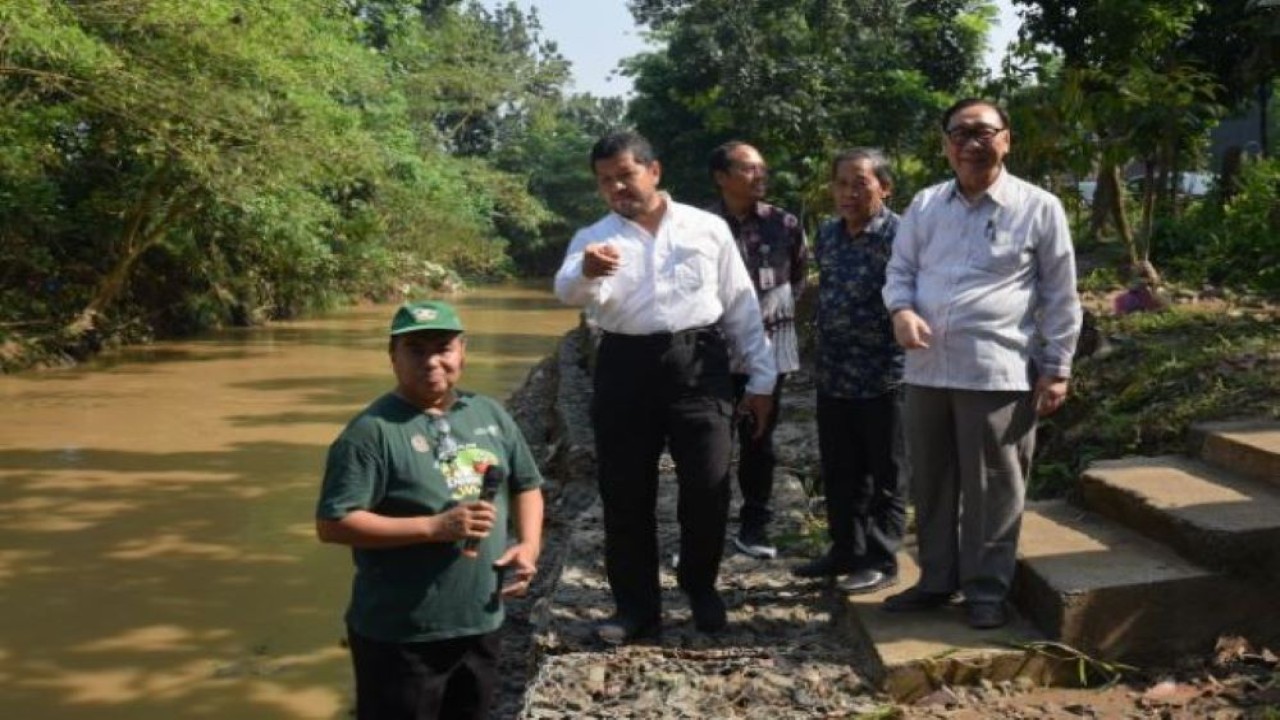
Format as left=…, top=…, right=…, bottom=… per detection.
left=1157, top=158, right=1280, bottom=295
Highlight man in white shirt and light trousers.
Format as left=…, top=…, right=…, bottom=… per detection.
left=555, top=131, right=776, bottom=645
left=881, top=99, right=1082, bottom=629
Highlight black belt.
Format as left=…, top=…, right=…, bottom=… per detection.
left=601, top=324, right=722, bottom=346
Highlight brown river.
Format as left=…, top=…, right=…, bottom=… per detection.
left=0, top=283, right=579, bottom=719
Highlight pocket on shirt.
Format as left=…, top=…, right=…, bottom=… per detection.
left=969, top=231, right=1026, bottom=275
left=673, top=250, right=714, bottom=294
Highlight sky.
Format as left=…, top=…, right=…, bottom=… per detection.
left=488, top=0, right=1022, bottom=98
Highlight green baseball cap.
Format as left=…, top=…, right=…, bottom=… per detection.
left=389, top=300, right=464, bottom=336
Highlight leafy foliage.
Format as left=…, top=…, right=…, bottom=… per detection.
left=1158, top=158, right=1280, bottom=293
left=623, top=0, right=995, bottom=213
left=1004, top=0, right=1279, bottom=278
left=0, top=0, right=592, bottom=354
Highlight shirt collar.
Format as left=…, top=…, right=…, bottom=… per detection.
left=864, top=205, right=891, bottom=233
left=612, top=191, right=673, bottom=233
left=946, top=167, right=1010, bottom=208
left=712, top=198, right=768, bottom=223
left=838, top=205, right=891, bottom=238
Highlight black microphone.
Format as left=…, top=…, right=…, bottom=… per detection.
left=461, top=464, right=506, bottom=558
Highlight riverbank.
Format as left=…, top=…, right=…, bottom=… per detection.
left=499, top=317, right=1280, bottom=718
left=0, top=263, right=469, bottom=375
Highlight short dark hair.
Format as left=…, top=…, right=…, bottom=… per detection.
left=590, top=130, right=656, bottom=169
left=708, top=140, right=751, bottom=177
left=830, top=147, right=894, bottom=189
left=941, top=98, right=1010, bottom=132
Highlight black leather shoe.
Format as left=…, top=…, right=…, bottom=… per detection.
left=837, top=569, right=899, bottom=595
left=882, top=584, right=958, bottom=612
left=966, top=601, right=1008, bottom=629
left=688, top=590, right=727, bottom=633
left=791, top=554, right=851, bottom=579
left=595, top=614, right=661, bottom=646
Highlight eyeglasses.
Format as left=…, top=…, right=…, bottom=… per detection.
left=731, top=162, right=768, bottom=177
left=428, top=414, right=459, bottom=464
left=945, top=125, right=1006, bottom=145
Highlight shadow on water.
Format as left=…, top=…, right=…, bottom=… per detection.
left=0, top=441, right=349, bottom=720
left=0, top=285, right=580, bottom=719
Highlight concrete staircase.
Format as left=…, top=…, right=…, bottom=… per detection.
left=840, top=419, right=1280, bottom=700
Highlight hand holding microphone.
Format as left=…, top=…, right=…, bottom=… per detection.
left=461, top=464, right=506, bottom=558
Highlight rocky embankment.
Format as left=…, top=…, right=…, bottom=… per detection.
left=498, top=327, right=1280, bottom=720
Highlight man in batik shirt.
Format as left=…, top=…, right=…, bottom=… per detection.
left=709, top=141, right=809, bottom=560
left=793, top=148, right=906, bottom=596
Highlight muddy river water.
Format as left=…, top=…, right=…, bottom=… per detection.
left=0, top=283, right=579, bottom=719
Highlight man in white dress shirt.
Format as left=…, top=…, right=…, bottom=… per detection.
left=555, top=131, right=776, bottom=644
left=881, top=99, right=1081, bottom=629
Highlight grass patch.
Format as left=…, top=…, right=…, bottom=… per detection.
left=1031, top=303, right=1280, bottom=498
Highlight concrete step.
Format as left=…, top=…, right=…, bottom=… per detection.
left=1081, top=455, right=1280, bottom=579
left=1192, top=420, right=1280, bottom=488
left=837, top=549, right=1073, bottom=702
left=1014, top=500, right=1275, bottom=662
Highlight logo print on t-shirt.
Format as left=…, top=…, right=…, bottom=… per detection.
left=443, top=447, right=500, bottom=500
left=410, top=434, right=430, bottom=454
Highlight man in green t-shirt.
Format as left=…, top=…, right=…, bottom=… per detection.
left=316, top=300, right=544, bottom=720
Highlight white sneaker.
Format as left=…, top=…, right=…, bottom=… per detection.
left=733, top=530, right=777, bottom=559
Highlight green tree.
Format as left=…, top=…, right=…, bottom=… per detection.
left=1, top=0, right=402, bottom=336
left=1010, top=0, right=1226, bottom=279
left=491, top=94, right=627, bottom=273
left=623, top=0, right=995, bottom=213
left=0, top=0, right=579, bottom=354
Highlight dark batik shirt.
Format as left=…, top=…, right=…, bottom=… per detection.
left=814, top=207, right=904, bottom=399
left=709, top=200, right=809, bottom=374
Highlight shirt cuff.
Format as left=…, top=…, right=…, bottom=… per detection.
left=1038, top=361, right=1072, bottom=380
left=744, top=374, right=776, bottom=395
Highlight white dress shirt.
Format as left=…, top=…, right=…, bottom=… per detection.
left=555, top=195, right=777, bottom=395
left=882, top=171, right=1082, bottom=391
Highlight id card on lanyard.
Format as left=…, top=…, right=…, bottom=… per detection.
left=757, top=243, right=775, bottom=290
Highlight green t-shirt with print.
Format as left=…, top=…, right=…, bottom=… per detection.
left=316, top=390, right=543, bottom=643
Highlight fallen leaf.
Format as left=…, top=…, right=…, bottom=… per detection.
left=1141, top=678, right=1199, bottom=707
left=1214, top=635, right=1253, bottom=666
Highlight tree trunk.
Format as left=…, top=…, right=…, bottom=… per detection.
left=1103, top=163, right=1135, bottom=264
left=1089, top=167, right=1114, bottom=242
left=1138, top=158, right=1157, bottom=270
left=65, top=187, right=195, bottom=339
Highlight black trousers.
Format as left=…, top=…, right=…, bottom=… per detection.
left=816, top=391, right=907, bottom=574
left=591, top=326, right=734, bottom=622
left=347, top=629, right=500, bottom=720
left=731, top=373, right=786, bottom=530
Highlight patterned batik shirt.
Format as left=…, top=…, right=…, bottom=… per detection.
left=709, top=200, right=809, bottom=375
left=814, top=207, right=904, bottom=399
